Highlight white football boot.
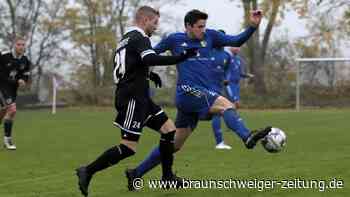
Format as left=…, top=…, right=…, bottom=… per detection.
left=215, top=142, right=232, bottom=150
left=4, top=137, right=16, bottom=150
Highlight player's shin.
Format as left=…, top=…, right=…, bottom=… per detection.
left=211, top=115, right=223, bottom=144
left=159, top=130, right=175, bottom=178
left=135, top=146, right=161, bottom=177
left=86, top=144, right=135, bottom=175
left=4, top=119, right=13, bottom=137
left=222, top=108, right=251, bottom=141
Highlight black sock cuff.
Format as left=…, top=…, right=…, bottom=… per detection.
left=160, top=130, right=175, bottom=142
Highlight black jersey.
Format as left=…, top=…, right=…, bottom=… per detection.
left=113, top=27, right=155, bottom=99
left=0, top=50, right=31, bottom=92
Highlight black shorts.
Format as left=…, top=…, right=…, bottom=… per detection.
left=114, top=96, right=169, bottom=141
left=0, top=87, right=16, bottom=108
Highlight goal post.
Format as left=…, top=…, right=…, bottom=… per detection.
left=295, top=58, right=350, bottom=111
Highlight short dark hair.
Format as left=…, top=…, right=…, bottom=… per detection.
left=184, top=9, right=208, bottom=27
left=135, top=6, right=160, bottom=22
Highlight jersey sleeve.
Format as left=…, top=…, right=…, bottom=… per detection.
left=210, top=27, right=256, bottom=48
left=134, top=36, right=157, bottom=59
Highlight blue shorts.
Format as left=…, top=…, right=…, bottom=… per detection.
left=175, top=85, right=219, bottom=129
left=225, top=83, right=240, bottom=102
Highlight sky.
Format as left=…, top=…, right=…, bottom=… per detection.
left=157, top=0, right=350, bottom=58
left=159, top=0, right=309, bottom=39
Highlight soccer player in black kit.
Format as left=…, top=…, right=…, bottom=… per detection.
left=76, top=6, right=197, bottom=196
left=0, top=37, right=31, bottom=150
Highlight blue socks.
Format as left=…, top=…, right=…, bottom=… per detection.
left=135, top=146, right=161, bottom=177
left=211, top=115, right=223, bottom=145
left=222, top=108, right=251, bottom=141
left=134, top=109, right=251, bottom=177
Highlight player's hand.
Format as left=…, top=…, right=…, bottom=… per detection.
left=181, top=47, right=199, bottom=59
left=149, top=72, right=162, bottom=88
left=18, top=79, right=26, bottom=88
left=250, top=10, right=263, bottom=27
left=223, top=80, right=229, bottom=86
left=246, top=73, right=255, bottom=78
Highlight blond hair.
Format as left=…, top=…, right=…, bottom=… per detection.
left=134, top=6, right=160, bottom=22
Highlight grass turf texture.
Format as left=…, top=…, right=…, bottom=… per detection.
left=0, top=108, right=349, bottom=196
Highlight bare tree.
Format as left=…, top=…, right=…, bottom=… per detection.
left=0, top=0, right=68, bottom=96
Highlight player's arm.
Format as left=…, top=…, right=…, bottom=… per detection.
left=238, top=56, right=254, bottom=79
left=136, top=37, right=196, bottom=66
left=142, top=49, right=197, bottom=66
left=213, top=10, right=262, bottom=47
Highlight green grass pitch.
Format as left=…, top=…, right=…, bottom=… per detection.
left=0, top=108, right=349, bottom=196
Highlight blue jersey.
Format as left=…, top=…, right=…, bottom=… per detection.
left=155, top=27, right=256, bottom=124
left=154, top=27, right=256, bottom=90
left=225, top=54, right=245, bottom=84
left=208, top=48, right=231, bottom=93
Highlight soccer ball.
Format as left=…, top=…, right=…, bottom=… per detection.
left=261, top=127, right=286, bottom=153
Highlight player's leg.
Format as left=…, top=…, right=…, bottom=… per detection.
left=3, top=103, right=17, bottom=150
left=209, top=96, right=271, bottom=149
left=211, top=115, right=231, bottom=149
left=126, top=110, right=196, bottom=190
left=0, top=89, right=17, bottom=150
left=127, top=127, right=192, bottom=177
left=76, top=99, right=141, bottom=196
left=0, top=90, right=6, bottom=124
left=226, top=83, right=240, bottom=108
left=145, top=108, right=177, bottom=180
left=77, top=137, right=137, bottom=196
left=211, top=115, right=223, bottom=145
left=0, top=108, right=6, bottom=124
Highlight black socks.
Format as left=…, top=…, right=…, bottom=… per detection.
left=159, top=131, right=175, bottom=178
left=86, top=144, right=135, bottom=175
left=4, top=119, right=13, bottom=137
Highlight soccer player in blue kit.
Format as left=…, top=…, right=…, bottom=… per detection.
left=224, top=47, right=254, bottom=107
left=208, top=37, right=233, bottom=150
left=125, top=9, right=271, bottom=190
left=211, top=47, right=254, bottom=150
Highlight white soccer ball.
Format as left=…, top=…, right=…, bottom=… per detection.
left=261, top=127, right=287, bottom=153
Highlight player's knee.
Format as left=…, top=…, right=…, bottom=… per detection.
left=120, top=138, right=138, bottom=153
left=215, top=96, right=235, bottom=111
left=119, top=144, right=135, bottom=158
left=160, top=119, right=176, bottom=133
